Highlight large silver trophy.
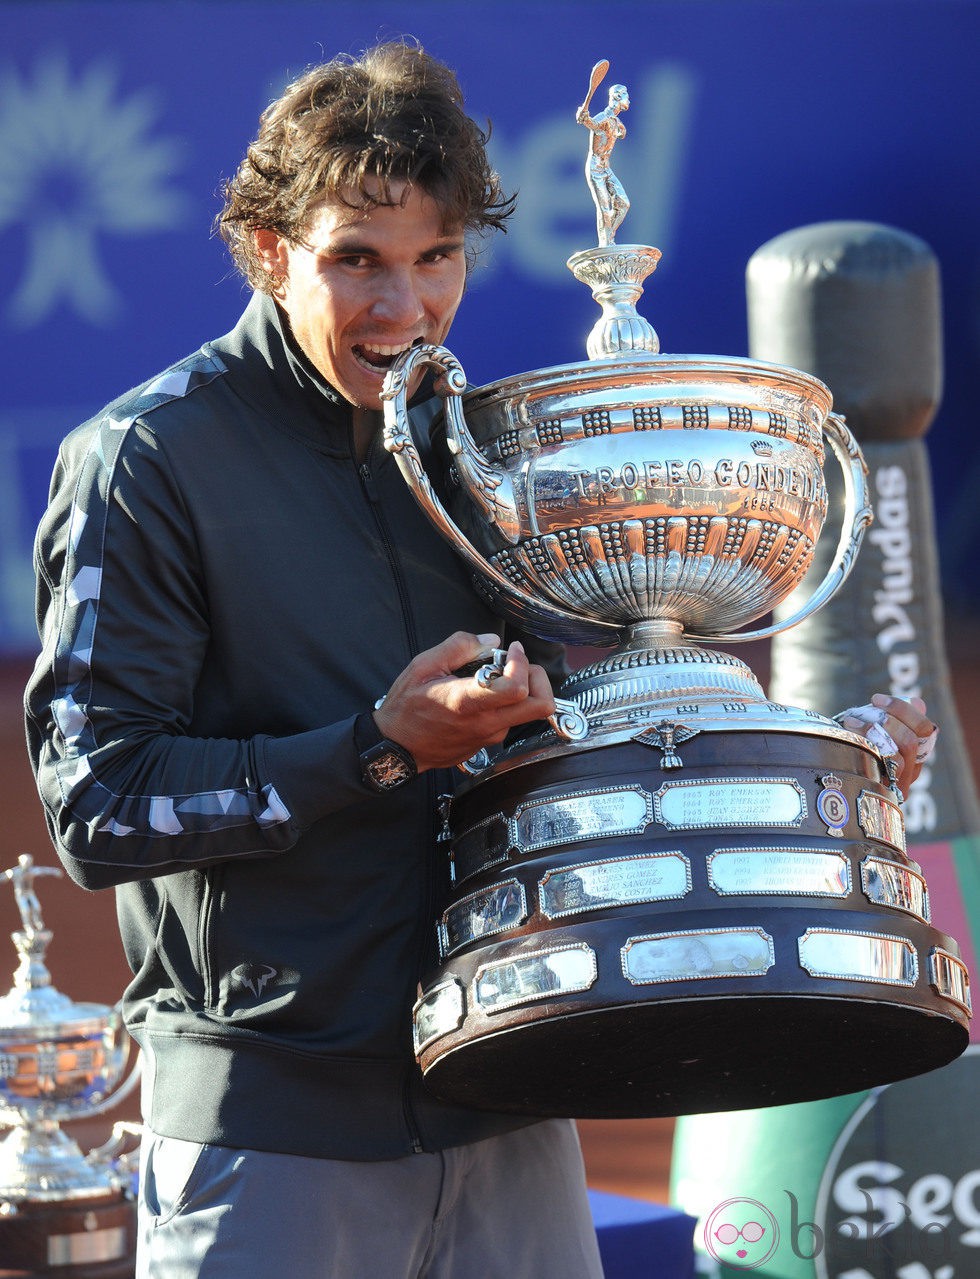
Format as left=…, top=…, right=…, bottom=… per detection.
left=381, top=64, right=971, bottom=1117
left=0, top=855, right=140, bottom=1274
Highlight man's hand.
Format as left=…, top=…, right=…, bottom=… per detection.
left=373, top=632, right=557, bottom=773
left=836, top=694, right=938, bottom=798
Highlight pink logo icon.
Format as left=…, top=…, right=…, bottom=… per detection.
left=703, top=1197, right=780, bottom=1270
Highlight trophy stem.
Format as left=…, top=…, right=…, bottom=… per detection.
left=617, top=618, right=687, bottom=650
left=567, top=245, right=662, bottom=358
left=560, top=620, right=769, bottom=730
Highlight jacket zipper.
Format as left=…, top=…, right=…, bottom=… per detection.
left=357, top=449, right=435, bottom=1155
left=357, top=460, right=417, bottom=653
left=199, top=865, right=223, bottom=1011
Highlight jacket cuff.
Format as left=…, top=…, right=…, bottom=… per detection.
left=259, top=716, right=367, bottom=829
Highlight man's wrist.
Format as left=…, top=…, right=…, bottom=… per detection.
left=354, top=712, right=418, bottom=793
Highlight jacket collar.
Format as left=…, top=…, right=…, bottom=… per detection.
left=208, top=291, right=353, bottom=457
left=209, top=291, right=440, bottom=459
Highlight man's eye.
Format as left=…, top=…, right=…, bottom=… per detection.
left=324, top=253, right=374, bottom=269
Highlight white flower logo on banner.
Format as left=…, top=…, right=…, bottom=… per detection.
left=0, top=52, right=190, bottom=327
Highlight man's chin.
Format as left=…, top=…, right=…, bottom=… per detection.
left=342, top=360, right=426, bottom=412
left=339, top=374, right=386, bottom=413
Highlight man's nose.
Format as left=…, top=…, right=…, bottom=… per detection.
left=372, top=270, right=426, bottom=327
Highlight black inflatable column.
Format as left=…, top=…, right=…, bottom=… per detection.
left=672, top=223, right=980, bottom=1279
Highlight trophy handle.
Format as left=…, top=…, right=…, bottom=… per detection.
left=381, top=344, right=620, bottom=649
left=689, top=411, right=873, bottom=644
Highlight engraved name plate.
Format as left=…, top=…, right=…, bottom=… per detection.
left=475, top=943, right=597, bottom=1012
left=861, top=856, right=930, bottom=921
left=798, top=928, right=918, bottom=985
left=708, top=846, right=850, bottom=897
left=654, top=778, right=806, bottom=830
left=48, top=1228, right=129, bottom=1266
left=413, top=978, right=465, bottom=1053
left=513, top=786, right=652, bottom=855
left=540, top=852, right=691, bottom=919
left=453, top=813, right=511, bottom=883
left=857, top=791, right=907, bottom=853
left=929, top=948, right=972, bottom=1015
left=622, top=927, right=774, bottom=984
left=441, top=879, right=527, bottom=956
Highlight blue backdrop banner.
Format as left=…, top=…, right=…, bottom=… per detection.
left=3, top=0, right=978, bottom=653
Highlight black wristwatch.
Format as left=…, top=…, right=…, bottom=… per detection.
left=355, top=712, right=418, bottom=793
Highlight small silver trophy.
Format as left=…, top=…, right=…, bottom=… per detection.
left=0, top=854, right=140, bottom=1273
left=382, top=63, right=971, bottom=1118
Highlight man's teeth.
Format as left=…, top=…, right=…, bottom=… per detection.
left=364, top=342, right=414, bottom=357
left=355, top=341, right=416, bottom=369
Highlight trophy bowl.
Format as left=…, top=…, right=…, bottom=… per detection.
left=0, top=991, right=129, bottom=1137
left=385, top=346, right=863, bottom=655
left=383, top=337, right=872, bottom=751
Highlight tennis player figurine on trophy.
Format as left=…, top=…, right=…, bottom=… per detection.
left=576, top=60, right=630, bottom=247
left=380, top=62, right=970, bottom=1120
left=0, top=854, right=140, bottom=1275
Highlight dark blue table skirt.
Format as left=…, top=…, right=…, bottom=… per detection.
left=589, top=1191, right=697, bottom=1279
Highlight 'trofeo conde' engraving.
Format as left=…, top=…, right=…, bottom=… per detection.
left=569, top=456, right=823, bottom=506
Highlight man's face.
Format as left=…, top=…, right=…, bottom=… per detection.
left=255, top=181, right=467, bottom=409
left=610, top=85, right=630, bottom=112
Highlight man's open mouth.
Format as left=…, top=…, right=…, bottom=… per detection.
left=352, top=341, right=417, bottom=373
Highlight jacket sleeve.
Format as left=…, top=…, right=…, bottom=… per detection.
left=25, top=416, right=372, bottom=891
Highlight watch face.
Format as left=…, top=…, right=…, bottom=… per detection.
left=365, top=748, right=415, bottom=791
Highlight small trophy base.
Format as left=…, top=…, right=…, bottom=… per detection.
left=417, top=725, right=971, bottom=1117
left=0, top=1190, right=136, bottom=1278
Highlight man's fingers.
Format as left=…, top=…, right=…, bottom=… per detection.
left=527, top=660, right=557, bottom=712
left=461, top=641, right=530, bottom=701
left=872, top=693, right=939, bottom=766
left=424, top=630, right=501, bottom=678
left=837, top=696, right=937, bottom=752
left=872, top=692, right=935, bottom=740
left=374, top=633, right=559, bottom=773
left=834, top=693, right=939, bottom=799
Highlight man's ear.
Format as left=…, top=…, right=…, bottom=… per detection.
left=254, top=228, right=289, bottom=286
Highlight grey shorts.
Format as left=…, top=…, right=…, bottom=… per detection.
left=137, top=1119, right=603, bottom=1278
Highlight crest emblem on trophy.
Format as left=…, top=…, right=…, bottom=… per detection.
left=381, top=63, right=970, bottom=1117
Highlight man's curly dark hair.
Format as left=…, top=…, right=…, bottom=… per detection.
left=218, top=41, right=515, bottom=290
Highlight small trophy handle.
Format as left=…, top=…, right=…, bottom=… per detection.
left=78, top=1040, right=143, bottom=1120
left=689, top=411, right=873, bottom=645
left=381, top=344, right=620, bottom=648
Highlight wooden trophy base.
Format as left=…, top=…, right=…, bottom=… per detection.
left=0, top=1190, right=136, bottom=1278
